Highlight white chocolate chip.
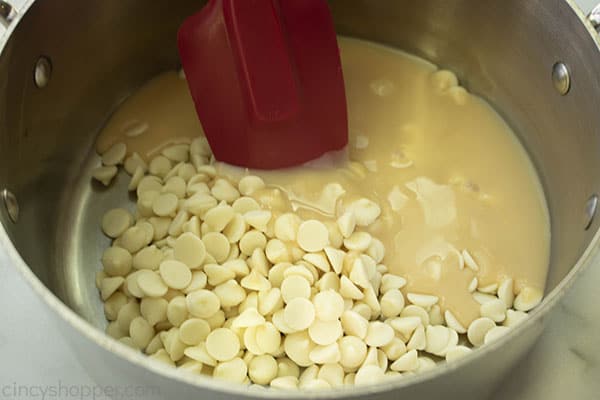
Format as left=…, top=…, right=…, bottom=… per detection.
left=270, top=376, right=299, bottom=389
left=284, top=298, right=315, bottom=331
left=313, top=290, right=345, bottom=322
left=467, top=317, right=496, bottom=347
left=184, top=342, right=217, bottom=366
left=212, top=179, right=240, bottom=203
left=406, top=293, right=439, bottom=308
left=406, top=325, right=426, bottom=351
left=365, top=321, right=394, bottom=347
left=297, top=220, right=329, bottom=252
left=309, top=343, right=341, bottom=364
left=238, top=176, right=266, bottom=196
left=162, top=144, right=189, bottom=163
left=244, top=210, right=272, bottom=232
left=480, top=298, right=507, bottom=323
left=381, top=337, right=407, bottom=361
left=206, top=328, right=241, bottom=361
left=202, top=232, right=230, bottom=263
left=317, top=363, right=344, bottom=387
left=478, top=283, right=498, bottom=295
left=239, top=230, right=267, bottom=256
left=274, top=213, right=302, bottom=242
left=281, top=275, right=311, bottom=303
left=93, top=165, right=118, bottom=186
left=323, top=247, right=345, bottom=274
left=159, top=260, right=192, bottom=290
left=343, top=231, right=372, bottom=252
left=504, top=309, right=528, bottom=327
left=213, top=279, right=246, bottom=307
left=265, top=239, right=290, bottom=264
left=302, top=252, right=330, bottom=273
left=173, top=232, right=206, bottom=269
left=248, top=355, right=278, bottom=385
left=308, top=319, right=343, bottom=346
left=204, top=204, right=235, bottom=232
left=138, top=297, right=167, bottom=327
left=461, top=249, right=480, bottom=272
left=100, top=277, right=124, bottom=300
left=149, top=156, right=172, bottom=179
left=425, top=325, right=452, bottom=356
left=162, top=176, right=186, bottom=198
left=136, top=270, right=168, bottom=297
left=380, top=289, right=405, bottom=318
left=468, top=277, right=478, bottom=293
left=232, top=197, right=260, bottom=214
left=345, top=198, right=381, bottom=227
left=284, top=331, right=315, bottom=367
left=255, top=322, right=281, bottom=354
left=349, top=258, right=371, bottom=289
left=336, top=212, right=356, bottom=239
left=186, top=289, right=220, bottom=318
left=484, top=326, right=510, bottom=345
left=390, top=349, right=418, bottom=372
left=498, top=278, right=515, bottom=309
left=380, top=274, right=407, bottom=293
left=444, top=310, right=466, bottom=334
left=339, top=335, right=367, bottom=369
left=445, top=345, right=472, bottom=362
left=213, top=357, right=247, bottom=383
left=340, top=310, right=369, bottom=339
left=366, top=239, right=385, bottom=264
left=514, top=286, right=543, bottom=312
left=128, top=166, right=145, bottom=191
left=129, top=316, right=154, bottom=349
left=102, top=208, right=133, bottom=238
left=179, top=318, right=211, bottom=345
left=339, top=275, right=364, bottom=300
left=102, top=142, right=127, bottom=166
left=102, top=246, right=133, bottom=277
left=124, top=152, right=147, bottom=175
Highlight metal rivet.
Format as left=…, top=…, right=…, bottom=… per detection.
left=0, top=0, right=15, bottom=26
left=2, top=189, right=19, bottom=223
left=584, top=194, right=597, bottom=231
left=552, top=62, right=570, bottom=95
left=34, top=56, right=52, bottom=89
left=588, top=4, right=600, bottom=31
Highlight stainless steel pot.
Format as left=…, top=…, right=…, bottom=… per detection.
left=1, top=0, right=600, bottom=399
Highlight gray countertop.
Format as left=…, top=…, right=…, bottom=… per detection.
left=1, top=0, right=600, bottom=399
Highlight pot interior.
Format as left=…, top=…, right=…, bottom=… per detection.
left=1, top=0, right=599, bottom=329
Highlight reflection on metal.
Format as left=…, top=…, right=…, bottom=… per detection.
left=584, top=194, right=598, bottom=230
left=588, top=3, right=600, bottom=31
left=0, top=0, right=15, bottom=27
left=551, top=62, right=571, bottom=96
left=2, top=189, right=18, bottom=223
left=34, top=56, right=52, bottom=88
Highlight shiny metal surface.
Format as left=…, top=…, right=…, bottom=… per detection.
left=584, top=194, right=598, bottom=230
left=33, top=55, right=51, bottom=89
left=0, top=0, right=15, bottom=27
left=588, top=2, right=600, bottom=28
left=1, top=0, right=600, bottom=399
left=1, top=188, right=18, bottom=223
left=552, top=62, right=572, bottom=95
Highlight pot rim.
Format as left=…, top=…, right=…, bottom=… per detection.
left=1, top=0, right=599, bottom=397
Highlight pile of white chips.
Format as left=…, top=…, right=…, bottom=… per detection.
left=94, top=137, right=543, bottom=389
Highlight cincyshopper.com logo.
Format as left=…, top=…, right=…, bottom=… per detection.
left=0, top=381, right=161, bottom=400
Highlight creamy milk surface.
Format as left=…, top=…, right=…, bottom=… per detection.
left=97, top=37, right=550, bottom=326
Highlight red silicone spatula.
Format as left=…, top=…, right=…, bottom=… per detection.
left=177, top=0, right=348, bottom=169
